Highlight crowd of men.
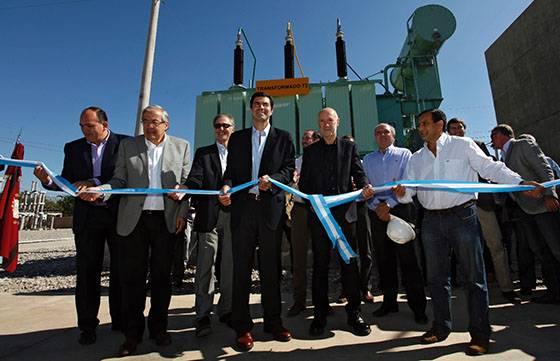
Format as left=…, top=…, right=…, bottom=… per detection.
left=34, top=92, right=559, bottom=357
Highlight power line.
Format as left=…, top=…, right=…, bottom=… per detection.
left=0, top=138, right=62, bottom=153
left=0, top=0, right=97, bottom=11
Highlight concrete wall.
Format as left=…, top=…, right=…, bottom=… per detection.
left=485, top=0, right=560, bottom=161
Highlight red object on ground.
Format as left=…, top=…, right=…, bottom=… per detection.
left=0, top=142, right=24, bottom=272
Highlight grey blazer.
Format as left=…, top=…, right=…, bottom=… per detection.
left=505, top=138, right=557, bottom=215
left=101, top=134, right=191, bottom=236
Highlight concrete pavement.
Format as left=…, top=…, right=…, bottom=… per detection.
left=1, top=288, right=559, bottom=360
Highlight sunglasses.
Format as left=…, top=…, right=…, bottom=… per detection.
left=214, top=123, right=232, bottom=129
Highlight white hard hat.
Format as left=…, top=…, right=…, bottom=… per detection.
left=386, top=215, right=416, bottom=244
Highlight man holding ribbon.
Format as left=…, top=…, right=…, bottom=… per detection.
left=393, top=109, right=541, bottom=356
left=363, top=123, right=427, bottom=324
left=218, top=92, right=295, bottom=351
left=85, top=105, right=190, bottom=357
left=182, top=113, right=236, bottom=336
left=491, top=125, right=560, bottom=304
left=299, top=107, right=374, bottom=337
left=34, top=106, right=128, bottom=346
left=447, top=118, right=521, bottom=304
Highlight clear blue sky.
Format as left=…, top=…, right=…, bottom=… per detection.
left=1, top=0, right=532, bottom=191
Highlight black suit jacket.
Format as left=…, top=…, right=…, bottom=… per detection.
left=45, top=131, right=129, bottom=233
left=185, top=143, right=227, bottom=232
left=299, top=137, right=369, bottom=217
left=223, top=126, right=295, bottom=230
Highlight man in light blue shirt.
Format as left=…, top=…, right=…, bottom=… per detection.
left=363, top=123, right=427, bottom=325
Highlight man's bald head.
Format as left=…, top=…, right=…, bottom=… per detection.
left=319, top=107, right=339, bottom=120
left=317, top=107, right=340, bottom=142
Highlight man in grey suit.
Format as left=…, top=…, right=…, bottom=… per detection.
left=491, top=124, right=560, bottom=304
left=85, top=105, right=191, bottom=356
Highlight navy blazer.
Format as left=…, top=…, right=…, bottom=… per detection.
left=185, top=143, right=227, bottom=232
left=45, top=131, right=129, bottom=233
left=223, top=126, right=295, bottom=230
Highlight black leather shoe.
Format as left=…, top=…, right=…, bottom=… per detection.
left=150, top=331, right=172, bottom=346
left=414, top=312, right=429, bottom=325
left=219, top=312, right=232, bottom=327
left=520, top=287, right=533, bottom=296
left=347, top=314, right=371, bottom=336
left=502, top=291, right=521, bottom=304
left=195, top=316, right=212, bottom=337
left=263, top=325, right=292, bottom=342
left=372, top=303, right=398, bottom=317
left=287, top=302, right=306, bottom=316
left=78, top=330, right=96, bottom=345
left=532, top=293, right=560, bottom=304
left=309, top=318, right=326, bottom=336
left=117, top=338, right=139, bottom=357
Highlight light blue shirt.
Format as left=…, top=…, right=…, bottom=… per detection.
left=87, top=130, right=110, bottom=186
left=363, top=144, right=411, bottom=210
left=250, top=123, right=270, bottom=194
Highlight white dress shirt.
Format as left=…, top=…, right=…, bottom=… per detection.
left=293, top=155, right=304, bottom=203
left=400, top=133, right=522, bottom=210
left=249, top=123, right=271, bottom=195
left=216, top=141, right=228, bottom=176
left=143, top=136, right=166, bottom=210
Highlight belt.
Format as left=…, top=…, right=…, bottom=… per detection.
left=142, top=210, right=164, bottom=215
left=425, top=200, right=476, bottom=214
left=247, top=193, right=260, bottom=202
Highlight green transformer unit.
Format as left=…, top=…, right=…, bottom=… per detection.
left=194, top=4, right=456, bottom=155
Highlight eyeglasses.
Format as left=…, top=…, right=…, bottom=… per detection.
left=141, top=119, right=166, bottom=126
left=214, top=123, right=232, bottom=129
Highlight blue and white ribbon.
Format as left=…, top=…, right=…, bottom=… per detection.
left=308, top=194, right=357, bottom=263
left=269, top=178, right=358, bottom=263
left=3, top=156, right=560, bottom=264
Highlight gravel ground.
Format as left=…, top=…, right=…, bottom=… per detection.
left=2, top=229, right=373, bottom=302
left=1, top=229, right=78, bottom=294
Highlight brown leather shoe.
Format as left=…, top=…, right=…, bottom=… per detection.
left=465, top=339, right=489, bottom=356
left=336, top=293, right=347, bottom=304
left=420, top=327, right=450, bottom=344
left=362, top=291, right=374, bottom=303
left=117, top=338, right=139, bottom=357
left=264, top=326, right=292, bottom=342
left=236, top=332, right=254, bottom=351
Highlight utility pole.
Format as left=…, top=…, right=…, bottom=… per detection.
left=135, top=0, right=161, bottom=136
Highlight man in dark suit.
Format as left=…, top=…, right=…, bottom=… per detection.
left=181, top=113, right=235, bottom=336
left=219, top=92, right=295, bottom=351
left=299, top=107, right=374, bottom=336
left=86, top=105, right=191, bottom=356
left=34, top=106, right=128, bottom=345
left=491, top=124, right=560, bottom=304
left=447, top=118, right=520, bottom=304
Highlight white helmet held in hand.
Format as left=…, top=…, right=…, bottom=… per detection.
left=386, top=215, right=415, bottom=244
